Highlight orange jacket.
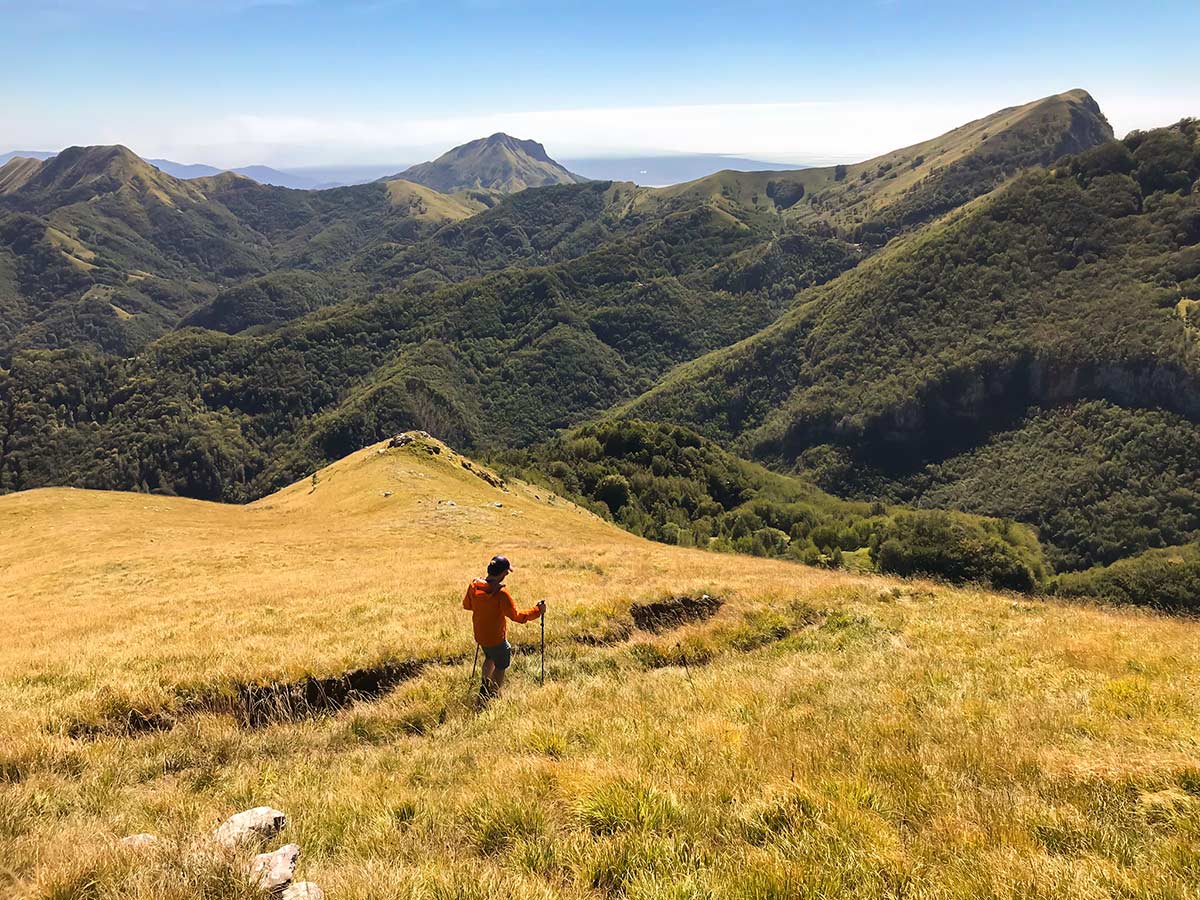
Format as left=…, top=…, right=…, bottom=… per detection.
left=463, top=578, right=542, bottom=647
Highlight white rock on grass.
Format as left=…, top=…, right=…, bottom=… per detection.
left=120, top=833, right=158, bottom=850
left=250, top=842, right=300, bottom=892
left=282, top=883, right=326, bottom=900
left=212, top=806, right=287, bottom=848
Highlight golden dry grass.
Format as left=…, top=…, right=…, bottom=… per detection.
left=382, top=180, right=488, bottom=222
left=2, top=435, right=1200, bottom=898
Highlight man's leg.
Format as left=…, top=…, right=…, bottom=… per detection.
left=481, top=658, right=496, bottom=693
left=477, top=643, right=510, bottom=706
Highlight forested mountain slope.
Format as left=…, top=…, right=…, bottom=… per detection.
left=627, top=120, right=1200, bottom=570
left=3, top=92, right=1166, bottom=581
left=0, top=94, right=1118, bottom=506
left=904, top=401, right=1200, bottom=571
left=0, top=148, right=489, bottom=355
left=0, top=93, right=1108, bottom=361
left=0, top=199, right=859, bottom=502
left=499, top=419, right=1045, bottom=590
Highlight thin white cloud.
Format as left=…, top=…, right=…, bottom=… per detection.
left=147, top=99, right=999, bottom=167
left=9, top=92, right=1196, bottom=169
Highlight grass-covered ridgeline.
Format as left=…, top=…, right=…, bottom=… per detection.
left=630, top=120, right=1200, bottom=461
left=644, top=89, right=1111, bottom=246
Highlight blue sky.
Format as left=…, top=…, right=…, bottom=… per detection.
left=2, top=0, right=1197, bottom=166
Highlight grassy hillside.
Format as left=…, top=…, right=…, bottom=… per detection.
left=0, top=150, right=486, bottom=357
left=628, top=120, right=1200, bottom=569
left=3, top=435, right=1200, bottom=898
left=639, top=90, right=1111, bottom=245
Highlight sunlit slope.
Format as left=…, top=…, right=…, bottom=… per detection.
left=638, top=89, right=1110, bottom=242
left=381, top=178, right=491, bottom=221
left=0, top=433, right=850, bottom=718
left=0, top=150, right=496, bottom=355
left=4, top=435, right=1200, bottom=897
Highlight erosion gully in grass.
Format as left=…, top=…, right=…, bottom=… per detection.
left=64, top=658, right=445, bottom=739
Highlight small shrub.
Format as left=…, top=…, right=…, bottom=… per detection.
left=871, top=511, right=1042, bottom=591
left=739, top=787, right=823, bottom=845
left=468, top=797, right=547, bottom=856
left=574, top=781, right=683, bottom=835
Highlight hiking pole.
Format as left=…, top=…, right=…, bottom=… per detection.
left=540, top=607, right=546, bottom=686
left=469, top=644, right=480, bottom=688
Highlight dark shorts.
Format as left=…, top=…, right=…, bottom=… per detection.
left=482, top=640, right=512, bottom=670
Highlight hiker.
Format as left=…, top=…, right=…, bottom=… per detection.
left=463, top=555, right=545, bottom=702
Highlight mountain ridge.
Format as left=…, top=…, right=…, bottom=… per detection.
left=388, top=132, right=587, bottom=193
left=637, top=89, right=1112, bottom=245
left=8, top=91, right=1194, bottom=582
left=623, top=117, right=1200, bottom=568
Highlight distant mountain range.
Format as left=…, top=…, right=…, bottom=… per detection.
left=562, top=154, right=804, bottom=186
left=0, top=151, right=56, bottom=166
left=1, top=148, right=807, bottom=190
left=0, top=150, right=324, bottom=190
left=5, top=89, right=1199, bottom=585
left=145, top=160, right=327, bottom=189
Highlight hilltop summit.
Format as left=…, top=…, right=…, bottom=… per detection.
left=389, top=132, right=586, bottom=193
left=0, top=144, right=207, bottom=209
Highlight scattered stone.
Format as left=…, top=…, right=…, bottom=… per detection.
left=382, top=491, right=393, bottom=497
left=212, top=806, right=287, bottom=848
left=250, top=843, right=300, bottom=892
left=376, top=448, right=387, bottom=455
left=120, top=833, right=158, bottom=850
left=388, top=431, right=428, bottom=448
left=440, top=499, right=457, bottom=508
left=492, top=502, right=503, bottom=508
left=282, top=883, right=326, bottom=900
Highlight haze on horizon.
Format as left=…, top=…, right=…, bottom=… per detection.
left=2, top=0, right=1197, bottom=170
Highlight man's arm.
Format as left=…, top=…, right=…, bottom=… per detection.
left=503, top=590, right=542, bottom=623
left=463, top=586, right=473, bottom=610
